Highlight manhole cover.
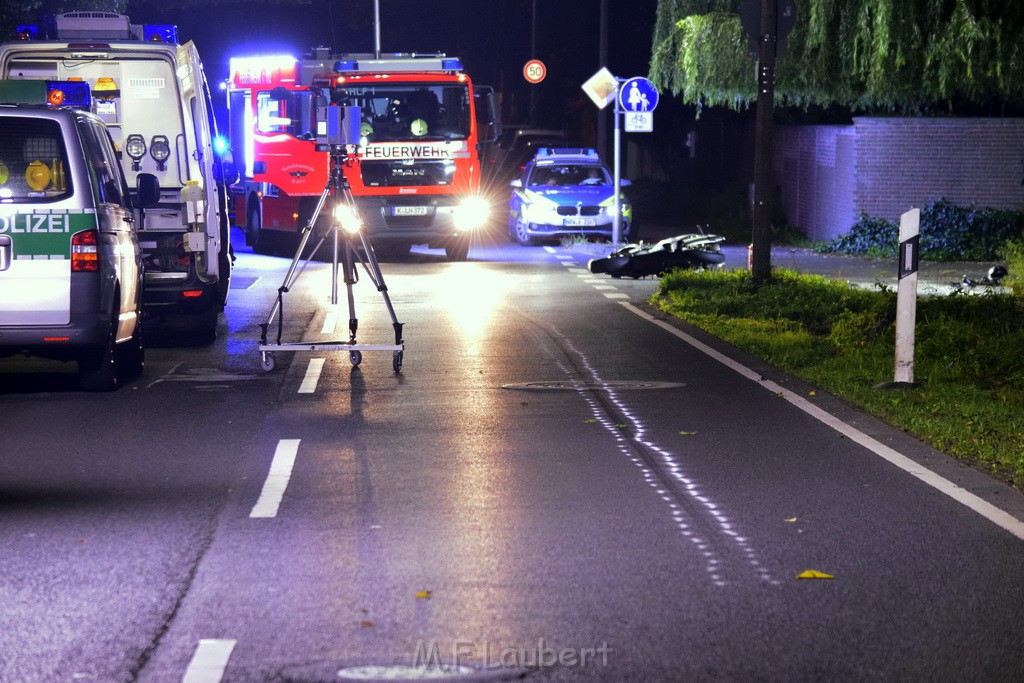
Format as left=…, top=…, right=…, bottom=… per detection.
left=502, top=380, right=684, bottom=391
left=280, top=661, right=528, bottom=682
left=338, top=664, right=475, bottom=680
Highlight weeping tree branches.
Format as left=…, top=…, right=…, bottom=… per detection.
left=650, top=0, right=1024, bottom=114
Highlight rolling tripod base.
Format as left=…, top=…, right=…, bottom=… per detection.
left=257, top=147, right=405, bottom=375
left=258, top=340, right=404, bottom=373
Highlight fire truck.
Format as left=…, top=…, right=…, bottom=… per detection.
left=227, top=50, right=500, bottom=261
left=1, top=12, right=233, bottom=343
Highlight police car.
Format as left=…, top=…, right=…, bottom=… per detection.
left=0, top=80, right=159, bottom=390
left=508, top=148, right=632, bottom=245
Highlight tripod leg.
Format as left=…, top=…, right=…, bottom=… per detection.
left=357, top=230, right=403, bottom=336
left=343, top=234, right=359, bottom=342
left=261, top=184, right=332, bottom=332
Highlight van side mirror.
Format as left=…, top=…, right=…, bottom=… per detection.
left=215, top=159, right=239, bottom=186
left=135, top=173, right=161, bottom=207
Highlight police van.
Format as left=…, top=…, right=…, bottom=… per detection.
left=0, top=79, right=160, bottom=390
left=1, top=12, right=233, bottom=343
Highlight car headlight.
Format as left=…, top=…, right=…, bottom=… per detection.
left=453, top=195, right=490, bottom=230
left=521, top=194, right=558, bottom=222
left=601, top=196, right=631, bottom=218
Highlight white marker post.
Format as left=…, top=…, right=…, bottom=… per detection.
left=889, top=208, right=921, bottom=388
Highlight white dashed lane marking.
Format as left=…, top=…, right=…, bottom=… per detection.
left=298, top=358, right=325, bottom=394
left=250, top=439, right=301, bottom=519
left=182, top=639, right=236, bottom=683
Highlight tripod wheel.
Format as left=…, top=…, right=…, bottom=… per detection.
left=393, top=350, right=403, bottom=373
left=349, top=350, right=363, bottom=366
left=260, top=352, right=276, bottom=372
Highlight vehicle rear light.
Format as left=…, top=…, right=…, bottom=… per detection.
left=43, top=336, right=71, bottom=342
left=182, top=290, right=204, bottom=298
left=71, top=229, right=99, bottom=272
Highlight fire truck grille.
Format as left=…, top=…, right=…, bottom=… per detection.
left=361, top=161, right=454, bottom=187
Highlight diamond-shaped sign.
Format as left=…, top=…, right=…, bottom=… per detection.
left=582, top=67, right=617, bottom=109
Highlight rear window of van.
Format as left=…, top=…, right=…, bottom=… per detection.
left=0, top=117, right=73, bottom=203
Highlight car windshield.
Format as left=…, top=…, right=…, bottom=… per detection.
left=528, top=164, right=609, bottom=188
left=333, top=83, right=471, bottom=141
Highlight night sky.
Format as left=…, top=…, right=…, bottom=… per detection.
left=133, top=0, right=661, bottom=134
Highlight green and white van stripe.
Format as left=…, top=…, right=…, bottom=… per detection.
left=0, top=209, right=98, bottom=260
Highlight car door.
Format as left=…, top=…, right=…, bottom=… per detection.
left=79, top=115, right=141, bottom=341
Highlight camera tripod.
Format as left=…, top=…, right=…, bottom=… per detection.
left=258, top=145, right=404, bottom=373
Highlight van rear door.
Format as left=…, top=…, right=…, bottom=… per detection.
left=176, top=40, right=220, bottom=278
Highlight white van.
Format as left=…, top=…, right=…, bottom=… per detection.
left=1, top=12, right=233, bottom=343
left=0, top=80, right=160, bottom=390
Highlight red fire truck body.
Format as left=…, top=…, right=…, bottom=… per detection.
left=228, top=52, right=497, bottom=260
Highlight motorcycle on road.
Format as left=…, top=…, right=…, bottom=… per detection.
left=588, top=232, right=726, bottom=278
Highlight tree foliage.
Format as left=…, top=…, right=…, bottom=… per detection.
left=650, top=0, right=1024, bottom=114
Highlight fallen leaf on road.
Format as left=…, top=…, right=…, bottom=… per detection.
left=679, top=431, right=697, bottom=436
left=796, top=570, right=834, bottom=580
left=416, top=591, right=432, bottom=599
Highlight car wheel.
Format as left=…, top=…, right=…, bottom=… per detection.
left=250, top=205, right=272, bottom=255
left=116, top=313, right=145, bottom=379
left=445, top=236, right=470, bottom=261
left=191, top=308, right=218, bottom=346
left=79, top=309, right=120, bottom=391
left=514, top=218, right=538, bottom=246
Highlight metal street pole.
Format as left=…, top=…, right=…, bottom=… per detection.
left=597, top=0, right=609, bottom=158
left=751, top=0, right=777, bottom=281
left=373, top=0, right=381, bottom=58
left=530, top=0, right=537, bottom=126
left=613, top=82, right=622, bottom=244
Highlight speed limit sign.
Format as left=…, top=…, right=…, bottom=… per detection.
left=523, top=59, right=546, bottom=84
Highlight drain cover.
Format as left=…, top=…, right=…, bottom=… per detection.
left=502, top=380, right=684, bottom=391
left=337, top=664, right=475, bottom=680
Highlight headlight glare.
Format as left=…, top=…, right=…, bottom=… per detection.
left=454, top=196, right=490, bottom=230
left=333, top=203, right=362, bottom=234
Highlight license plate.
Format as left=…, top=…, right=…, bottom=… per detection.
left=391, top=206, right=429, bottom=217
left=564, top=217, right=597, bottom=227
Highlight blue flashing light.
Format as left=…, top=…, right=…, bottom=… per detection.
left=441, top=58, right=463, bottom=71
left=16, top=24, right=38, bottom=40
left=537, top=148, right=598, bottom=157
left=47, top=80, right=91, bottom=108
left=213, top=134, right=230, bottom=158
left=334, top=60, right=359, bottom=71
left=143, top=24, right=178, bottom=43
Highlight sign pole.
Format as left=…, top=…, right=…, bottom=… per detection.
left=750, top=0, right=777, bottom=282
left=613, top=81, right=622, bottom=245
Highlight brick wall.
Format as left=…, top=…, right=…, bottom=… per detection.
left=774, top=118, right=1024, bottom=241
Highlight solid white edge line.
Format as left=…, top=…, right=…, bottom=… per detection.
left=250, top=439, right=301, bottom=519
left=298, top=358, right=326, bottom=394
left=182, top=639, right=237, bottom=683
left=621, top=302, right=1024, bottom=541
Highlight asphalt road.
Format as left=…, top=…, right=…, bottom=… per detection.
left=2, top=229, right=1023, bottom=682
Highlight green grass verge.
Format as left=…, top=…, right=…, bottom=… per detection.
left=654, top=268, right=1024, bottom=487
